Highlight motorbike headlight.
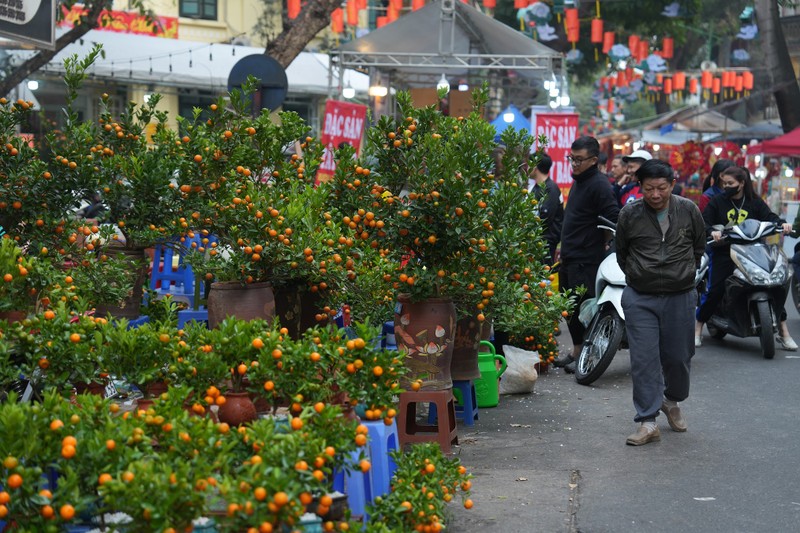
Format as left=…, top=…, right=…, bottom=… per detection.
left=733, top=254, right=772, bottom=285
left=769, top=263, right=788, bottom=284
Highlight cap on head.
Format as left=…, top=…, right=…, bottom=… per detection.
left=622, top=150, right=653, bottom=164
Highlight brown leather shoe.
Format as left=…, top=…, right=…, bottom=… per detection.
left=625, top=424, right=660, bottom=446
left=661, top=403, right=687, bottom=432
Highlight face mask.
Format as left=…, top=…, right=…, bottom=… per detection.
left=723, top=186, right=740, bottom=198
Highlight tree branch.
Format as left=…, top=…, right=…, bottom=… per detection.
left=264, top=0, right=342, bottom=69
left=0, top=0, right=108, bottom=98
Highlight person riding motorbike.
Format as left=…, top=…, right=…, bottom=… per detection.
left=694, top=166, right=796, bottom=350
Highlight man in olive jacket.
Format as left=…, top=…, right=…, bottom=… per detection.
left=615, top=159, right=705, bottom=446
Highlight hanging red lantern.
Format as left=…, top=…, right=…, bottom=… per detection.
left=390, top=0, right=402, bottom=10
left=637, top=40, right=649, bottom=61
left=357, top=0, right=367, bottom=9
left=331, top=8, right=344, bottom=33
left=735, top=75, right=744, bottom=93
left=689, top=78, right=699, bottom=94
left=565, top=8, right=579, bottom=43
left=656, top=73, right=664, bottom=84
left=387, top=3, right=399, bottom=21
left=413, top=0, right=425, bottom=8
left=607, top=99, right=615, bottom=113
left=482, top=0, right=495, bottom=8
left=712, top=77, right=721, bottom=94
left=742, top=71, right=754, bottom=90
left=701, top=70, right=713, bottom=89
left=591, top=19, right=604, bottom=43
left=673, top=72, right=686, bottom=90
left=628, top=35, right=640, bottom=59
left=663, top=78, right=673, bottom=95
left=600, top=76, right=608, bottom=87
left=602, top=31, right=615, bottom=54
left=722, top=71, right=735, bottom=88
left=514, top=0, right=527, bottom=9
left=617, top=70, right=628, bottom=87
left=376, top=15, right=388, bottom=27
left=347, top=0, right=358, bottom=25
left=288, top=0, right=301, bottom=19
left=661, top=37, right=674, bottom=59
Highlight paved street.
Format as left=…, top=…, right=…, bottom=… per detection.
left=448, top=309, right=800, bottom=532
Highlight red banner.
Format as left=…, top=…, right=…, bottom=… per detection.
left=317, top=100, right=367, bottom=182
left=532, top=112, right=580, bottom=199
left=59, top=6, right=178, bottom=39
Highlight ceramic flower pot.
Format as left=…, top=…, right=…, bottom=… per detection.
left=207, top=281, right=276, bottom=328
left=394, top=294, right=457, bottom=390
left=217, top=391, right=258, bottom=426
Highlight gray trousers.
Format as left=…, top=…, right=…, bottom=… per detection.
left=621, top=286, right=695, bottom=423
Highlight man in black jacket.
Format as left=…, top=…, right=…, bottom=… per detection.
left=616, top=159, right=706, bottom=446
left=554, top=136, right=620, bottom=373
left=529, top=153, right=563, bottom=266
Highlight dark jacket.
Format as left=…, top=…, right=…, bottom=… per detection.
left=560, top=166, right=620, bottom=265
left=616, top=195, right=706, bottom=294
left=702, top=193, right=783, bottom=232
left=532, top=177, right=564, bottom=251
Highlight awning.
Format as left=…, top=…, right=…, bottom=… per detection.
left=642, top=104, right=746, bottom=134
left=12, top=30, right=369, bottom=96
left=641, top=129, right=717, bottom=146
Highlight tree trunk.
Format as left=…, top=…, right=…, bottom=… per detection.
left=265, top=0, right=342, bottom=69
left=756, top=0, right=800, bottom=131
left=0, top=1, right=109, bottom=99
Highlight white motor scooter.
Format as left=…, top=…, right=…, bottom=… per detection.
left=575, top=217, right=627, bottom=385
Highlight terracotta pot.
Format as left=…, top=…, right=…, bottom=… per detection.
left=274, top=282, right=327, bottom=340
left=394, top=294, right=457, bottom=390
left=217, top=392, right=258, bottom=426
left=145, top=381, right=169, bottom=398
left=136, top=398, right=155, bottom=412
left=74, top=380, right=108, bottom=397
left=94, top=246, right=149, bottom=320
left=0, top=310, right=27, bottom=323
left=451, top=314, right=484, bottom=381
left=207, top=281, right=276, bottom=328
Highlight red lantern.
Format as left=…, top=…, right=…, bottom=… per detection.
left=712, top=77, right=721, bottom=94
left=565, top=8, right=579, bottom=43
left=514, top=0, right=527, bottom=8
left=689, top=78, right=698, bottom=94
left=413, top=0, right=425, bottom=8
left=331, top=8, right=344, bottom=33
left=347, top=0, right=358, bottom=25
left=663, top=78, right=673, bottom=95
left=735, top=75, right=744, bottom=92
left=602, top=31, right=615, bottom=54
left=617, top=70, right=628, bottom=88
left=701, top=70, right=713, bottom=89
left=390, top=0, right=402, bottom=10
left=673, top=72, right=686, bottom=91
left=357, top=0, right=367, bottom=9
left=656, top=73, right=664, bottom=84
left=637, top=40, right=649, bottom=61
left=376, top=15, right=388, bottom=27
left=482, top=0, right=495, bottom=8
left=722, top=71, right=735, bottom=88
left=591, top=19, right=604, bottom=44
left=661, top=37, right=674, bottom=59
left=742, top=71, right=754, bottom=90
left=387, top=3, right=399, bottom=21
left=607, top=99, right=615, bottom=113
left=628, top=35, right=640, bottom=58
left=288, top=0, right=301, bottom=19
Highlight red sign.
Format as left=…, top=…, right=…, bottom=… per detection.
left=317, top=100, right=367, bottom=182
left=533, top=113, right=579, bottom=199
left=59, top=6, right=178, bottom=39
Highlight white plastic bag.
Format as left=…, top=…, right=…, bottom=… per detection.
left=498, top=345, right=539, bottom=395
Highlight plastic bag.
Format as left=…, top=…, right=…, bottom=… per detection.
left=579, top=297, right=598, bottom=328
left=498, top=345, right=539, bottom=395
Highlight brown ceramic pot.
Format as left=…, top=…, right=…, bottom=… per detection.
left=274, top=281, right=327, bottom=340
left=394, top=294, right=457, bottom=390
left=450, top=314, right=484, bottom=381
left=74, top=380, right=108, bottom=397
left=217, top=392, right=258, bottom=426
left=207, top=281, right=276, bottom=328
left=94, top=246, right=149, bottom=320
left=0, top=310, right=27, bottom=323
left=136, top=398, right=155, bottom=412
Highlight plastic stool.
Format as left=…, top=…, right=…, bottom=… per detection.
left=398, top=390, right=458, bottom=453
left=332, top=448, right=373, bottom=520
left=127, top=316, right=150, bottom=329
left=430, top=380, right=478, bottom=427
left=364, top=419, right=399, bottom=497
left=177, top=308, right=209, bottom=329
left=381, top=321, right=397, bottom=349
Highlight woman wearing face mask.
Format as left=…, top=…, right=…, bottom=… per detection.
left=694, top=166, right=796, bottom=349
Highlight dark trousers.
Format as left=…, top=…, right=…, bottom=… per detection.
left=560, top=261, right=599, bottom=346
left=622, top=286, right=695, bottom=423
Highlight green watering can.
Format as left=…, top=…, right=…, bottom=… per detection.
left=473, top=340, right=508, bottom=408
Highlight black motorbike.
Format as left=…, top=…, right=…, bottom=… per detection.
left=703, top=220, right=791, bottom=359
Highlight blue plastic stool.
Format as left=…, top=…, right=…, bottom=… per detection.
left=332, top=448, right=373, bottom=520
left=177, top=308, right=208, bottom=329
left=429, top=380, right=478, bottom=427
left=149, top=234, right=217, bottom=307
left=381, top=321, right=397, bottom=350
left=364, top=419, right=399, bottom=498
left=127, top=315, right=150, bottom=329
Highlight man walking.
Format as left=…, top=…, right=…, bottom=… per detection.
left=528, top=153, right=563, bottom=265
left=608, top=154, right=626, bottom=186
left=554, top=136, right=619, bottom=373
left=615, top=159, right=705, bottom=446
